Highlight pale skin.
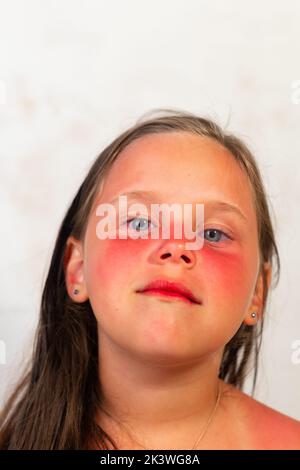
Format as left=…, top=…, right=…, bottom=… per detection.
left=64, top=132, right=300, bottom=449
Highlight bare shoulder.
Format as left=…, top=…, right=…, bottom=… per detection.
left=221, top=381, right=300, bottom=450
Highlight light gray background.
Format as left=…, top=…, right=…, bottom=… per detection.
left=0, top=0, right=300, bottom=420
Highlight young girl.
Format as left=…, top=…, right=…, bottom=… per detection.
left=1, top=109, right=300, bottom=450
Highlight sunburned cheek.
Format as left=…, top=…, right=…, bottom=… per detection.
left=200, top=245, right=248, bottom=295
left=94, top=238, right=152, bottom=285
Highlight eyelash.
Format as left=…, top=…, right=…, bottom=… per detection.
left=125, top=217, right=232, bottom=243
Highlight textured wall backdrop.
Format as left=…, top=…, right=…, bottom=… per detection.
left=0, top=0, right=300, bottom=419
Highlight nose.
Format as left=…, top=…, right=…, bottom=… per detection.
left=154, top=241, right=196, bottom=268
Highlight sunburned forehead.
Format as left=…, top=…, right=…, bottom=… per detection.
left=93, top=132, right=257, bottom=229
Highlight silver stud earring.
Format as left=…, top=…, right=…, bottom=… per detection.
left=73, top=288, right=80, bottom=295
left=251, top=312, right=256, bottom=318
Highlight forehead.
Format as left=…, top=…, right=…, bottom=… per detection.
left=97, top=132, right=256, bottom=220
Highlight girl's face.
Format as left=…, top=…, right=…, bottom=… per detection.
left=66, top=132, right=266, bottom=364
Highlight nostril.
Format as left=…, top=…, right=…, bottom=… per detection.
left=160, top=253, right=192, bottom=263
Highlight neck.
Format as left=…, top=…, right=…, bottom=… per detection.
left=96, top=331, right=224, bottom=448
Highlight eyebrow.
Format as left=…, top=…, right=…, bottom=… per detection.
left=109, top=190, right=160, bottom=205
left=108, top=190, right=247, bottom=222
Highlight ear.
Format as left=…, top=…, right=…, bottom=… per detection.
left=243, top=261, right=272, bottom=326
left=64, top=235, right=89, bottom=303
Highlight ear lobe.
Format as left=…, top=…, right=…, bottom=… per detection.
left=64, top=236, right=89, bottom=302
left=243, top=311, right=259, bottom=326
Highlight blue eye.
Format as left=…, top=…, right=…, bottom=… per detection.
left=127, top=217, right=154, bottom=232
left=125, top=219, right=231, bottom=241
left=203, top=229, right=230, bottom=243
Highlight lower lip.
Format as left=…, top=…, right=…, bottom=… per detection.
left=138, top=288, right=197, bottom=305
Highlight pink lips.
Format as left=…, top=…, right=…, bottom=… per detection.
left=136, top=279, right=201, bottom=305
